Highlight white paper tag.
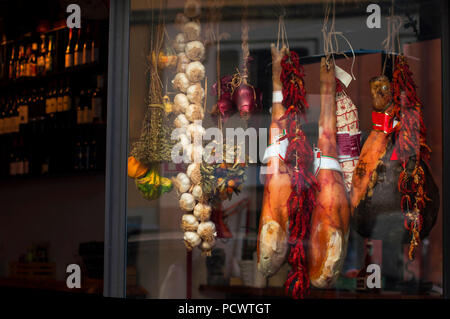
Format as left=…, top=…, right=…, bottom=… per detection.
left=335, top=65, right=352, bottom=88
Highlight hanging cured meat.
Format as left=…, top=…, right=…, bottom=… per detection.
left=257, top=45, right=291, bottom=278
left=335, top=81, right=361, bottom=192
left=350, top=61, right=439, bottom=257
left=307, top=58, right=351, bottom=288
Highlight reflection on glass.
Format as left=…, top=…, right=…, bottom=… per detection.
left=127, top=0, right=443, bottom=299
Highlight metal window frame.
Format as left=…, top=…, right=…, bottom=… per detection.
left=104, top=0, right=130, bottom=298
left=441, top=0, right=449, bottom=299
left=103, top=0, right=450, bottom=299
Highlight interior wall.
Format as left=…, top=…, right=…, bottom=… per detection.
left=0, top=174, right=105, bottom=281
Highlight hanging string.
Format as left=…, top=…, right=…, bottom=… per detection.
left=241, top=0, right=249, bottom=83
left=322, top=0, right=356, bottom=80
left=381, top=0, right=403, bottom=75
left=276, top=14, right=289, bottom=52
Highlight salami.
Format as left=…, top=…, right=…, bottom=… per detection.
left=335, top=82, right=361, bottom=192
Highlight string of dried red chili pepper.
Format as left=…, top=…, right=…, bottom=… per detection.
left=279, top=50, right=318, bottom=299
left=391, top=55, right=431, bottom=260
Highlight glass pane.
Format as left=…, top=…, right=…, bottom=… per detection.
left=127, top=0, right=443, bottom=299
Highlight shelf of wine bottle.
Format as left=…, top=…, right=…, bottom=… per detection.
left=0, top=121, right=106, bottom=178
left=0, top=20, right=108, bottom=84
left=0, top=20, right=108, bottom=179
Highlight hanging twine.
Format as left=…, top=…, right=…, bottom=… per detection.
left=276, top=15, right=289, bottom=52
left=322, top=0, right=356, bottom=80
left=206, top=0, right=224, bottom=131
left=381, top=9, right=403, bottom=75
left=241, top=0, right=249, bottom=83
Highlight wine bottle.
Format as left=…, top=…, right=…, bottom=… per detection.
left=92, top=75, right=103, bottom=123
left=63, top=78, right=72, bottom=112
left=8, top=45, right=15, bottom=80
left=74, top=28, right=82, bottom=67
left=25, top=44, right=32, bottom=77
left=84, top=88, right=93, bottom=124
left=29, top=42, right=38, bottom=77
left=77, top=89, right=85, bottom=124
left=9, top=149, right=16, bottom=176
left=37, top=34, right=46, bottom=75
left=65, top=29, right=74, bottom=68
left=45, top=35, right=53, bottom=73
left=57, top=79, right=64, bottom=113
left=13, top=95, right=20, bottom=133
left=82, top=25, right=91, bottom=65
left=90, top=24, right=99, bottom=63
left=6, top=97, right=14, bottom=134
left=0, top=35, right=5, bottom=80
left=50, top=82, right=58, bottom=114
left=18, top=45, right=25, bottom=78
left=16, top=136, right=24, bottom=176
left=38, top=87, right=45, bottom=120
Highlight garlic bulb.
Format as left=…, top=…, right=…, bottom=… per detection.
left=172, top=73, right=191, bottom=93
left=184, top=0, right=201, bottom=18
left=175, top=172, right=191, bottom=193
left=201, top=238, right=216, bottom=250
left=177, top=53, right=190, bottom=73
left=186, top=123, right=206, bottom=141
left=186, top=83, right=205, bottom=104
left=192, top=184, right=203, bottom=201
left=181, top=214, right=199, bottom=232
left=178, top=133, right=191, bottom=148
left=184, top=231, right=201, bottom=250
left=185, top=144, right=203, bottom=163
left=180, top=192, right=196, bottom=211
left=175, top=13, right=189, bottom=31
left=174, top=114, right=189, bottom=128
left=197, top=221, right=217, bottom=242
left=187, top=163, right=202, bottom=185
left=186, top=163, right=198, bottom=179
left=185, top=61, right=205, bottom=83
left=200, top=238, right=216, bottom=256
left=185, top=41, right=205, bottom=61
left=185, top=104, right=204, bottom=122
left=183, top=21, right=201, bottom=41
left=194, top=203, right=212, bottom=222
left=173, top=33, right=187, bottom=53
left=173, top=93, right=190, bottom=114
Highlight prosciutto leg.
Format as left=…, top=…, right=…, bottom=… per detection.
left=307, top=58, right=351, bottom=288
left=257, top=45, right=291, bottom=277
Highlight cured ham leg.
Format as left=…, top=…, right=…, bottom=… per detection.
left=351, top=75, right=393, bottom=210
left=257, top=45, right=291, bottom=277
left=307, top=58, right=351, bottom=288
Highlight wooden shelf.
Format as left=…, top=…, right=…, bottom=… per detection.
left=0, top=62, right=106, bottom=88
